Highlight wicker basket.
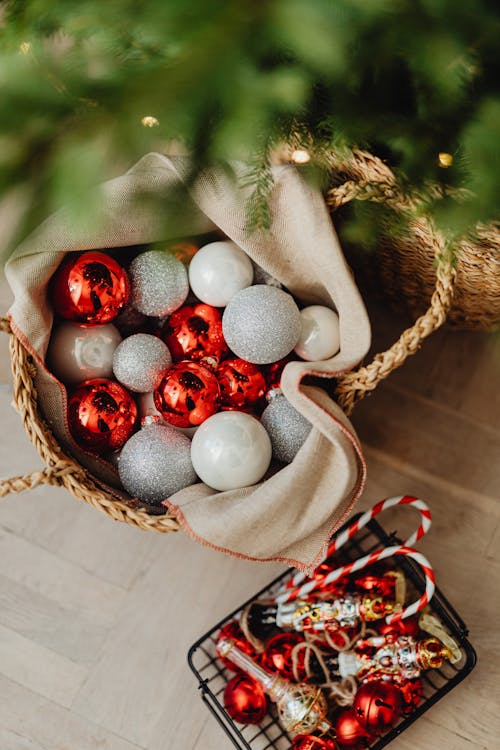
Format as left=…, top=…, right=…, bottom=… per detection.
left=326, top=151, right=500, bottom=331
left=0, top=152, right=456, bottom=532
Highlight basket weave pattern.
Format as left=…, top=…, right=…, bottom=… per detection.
left=0, top=154, right=456, bottom=532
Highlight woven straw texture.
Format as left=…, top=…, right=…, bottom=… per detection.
left=0, top=151, right=456, bottom=532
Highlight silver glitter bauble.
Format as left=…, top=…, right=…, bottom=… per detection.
left=222, top=285, right=301, bottom=365
left=112, top=333, right=172, bottom=392
left=118, top=423, right=197, bottom=504
left=261, top=392, right=312, bottom=463
left=129, top=250, right=189, bottom=316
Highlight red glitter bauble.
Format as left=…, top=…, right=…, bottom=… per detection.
left=50, top=251, right=130, bottom=324
left=292, top=734, right=337, bottom=750
left=154, top=361, right=220, bottom=427
left=163, top=303, right=228, bottom=362
left=216, top=621, right=257, bottom=672
left=398, top=679, right=423, bottom=715
left=260, top=632, right=307, bottom=681
left=223, top=674, right=267, bottom=725
left=334, top=708, right=374, bottom=749
left=353, top=681, right=401, bottom=734
left=217, top=358, right=267, bottom=411
left=68, top=378, right=137, bottom=451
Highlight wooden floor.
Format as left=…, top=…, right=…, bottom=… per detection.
left=0, top=273, right=498, bottom=750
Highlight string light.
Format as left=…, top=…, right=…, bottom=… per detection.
left=438, top=152, right=453, bottom=168
left=291, top=149, right=311, bottom=164
left=19, top=42, right=31, bottom=55
left=141, top=115, right=160, bottom=128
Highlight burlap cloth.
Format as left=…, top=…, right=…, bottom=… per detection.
left=5, top=153, right=371, bottom=573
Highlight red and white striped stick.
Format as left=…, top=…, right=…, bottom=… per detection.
left=274, top=495, right=435, bottom=622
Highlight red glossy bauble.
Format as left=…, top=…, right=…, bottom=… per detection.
left=264, top=356, right=293, bottom=391
left=223, top=673, right=267, bottom=725
left=260, top=633, right=306, bottom=681
left=398, top=679, right=423, bottom=714
left=216, top=621, right=257, bottom=672
left=154, top=361, right=221, bottom=427
left=353, top=681, right=401, bottom=734
left=378, top=616, right=420, bottom=641
left=50, top=251, right=130, bottom=324
left=217, top=358, right=267, bottom=411
left=68, top=378, right=137, bottom=451
left=292, top=734, right=337, bottom=750
left=163, top=303, right=228, bottom=362
left=334, top=708, right=374, bottom=749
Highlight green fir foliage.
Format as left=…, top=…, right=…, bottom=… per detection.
left=0, top=0, right=499, bottom=256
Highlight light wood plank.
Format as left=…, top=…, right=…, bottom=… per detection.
left=0, top=674, right=145, bottom=750
left=0, top=624, right=87, bottom=707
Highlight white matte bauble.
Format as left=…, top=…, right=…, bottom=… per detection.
left=138, top=392, right=198, bottom=437
left=294, top=305, right=340, bottom=361
left=47, top=321, right=122, bottom=385
left=188, top=241, right=253, bottom=307
left=112, top=333, right=172, bottom=392
left=191, top=411, right=272, bottom=491
left=129, top=250, right=189, bottom=316
left=261, top=392, right=312, bottom=463
left=118, top=423, right=197, bottom=504
left=222, top=285, right=301, bottom=365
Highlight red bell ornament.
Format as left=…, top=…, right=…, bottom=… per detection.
left=163, top=303, right=228, bottom=363
left=216, top=621, right=257, bottom=673
left=223, top=674, right=268, bottom=725
left=334, top=708, right=374, bottom=749
left=154, top=361, right=221, bottom=427
left=68, top=378, right=137, bottom=451
left=50, top=251, right=130, bottom=324
left=217, top=358, right=267, bottom=411
left=292, top=734, right=337, bottom=750
left=353, top=681, right=401, bottom=735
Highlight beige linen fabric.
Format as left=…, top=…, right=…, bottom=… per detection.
left=5, top=153, right=371, bottom=572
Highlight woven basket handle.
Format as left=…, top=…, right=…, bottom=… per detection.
left=0, top=316, right=82, bottom=498
left=329, top=151, right=456, bottom=415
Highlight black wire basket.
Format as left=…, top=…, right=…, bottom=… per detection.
left=188, top=514, right=476, bottom=749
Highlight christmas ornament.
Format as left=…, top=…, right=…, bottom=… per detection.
left=68, top=378, right=137, bottom=451
left=50, top=251, right=130, bottom=324
left=353, top=681, right=401, bottom=734
left=223, top=674, right=267, bottom=725
left=118, top=422, right=197, bottom=503
left=112, top=333, right=172, bottom=392
left=47, top=321, right=122, bottom=385
left=292, top=735, right=337, bottom=750
left=191, top=411, right=272, bottom=491
left=162, top=240, right=199, bottom=265
left=222, top=285, right=301, bottom=365
left=216, top=621, right=258, bottom=672
left=249, top=591, right=400, bottom=638
left=334, top=708, right=374, bottom=749
left=188, top=240, right=253, bottom=307
left=398, top=679, right=423, bottom=714
left=129, top=250, right=189, bottom=316
left=154, top=361, right=221, bottom=427
left=217, top=358, right=267, bottom=411
left=294, top=305, right=340, bottom=361
left=337, top=634, right=452, bottom=683
left=261, top=391, right=312, bottom=464
left=137, top=391, right=198, bottom=437
left=217, top=638, right=333, bottom=735
left=264, top=356, right=294, bottom=391
left=162, top=303, right=228, bottom=362
left=260, top=633, right=308, bottom=681
left=378, top=616, right=420, bottom=641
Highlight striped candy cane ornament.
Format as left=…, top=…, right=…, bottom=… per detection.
left=274, top=495, right=435, bottom=623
